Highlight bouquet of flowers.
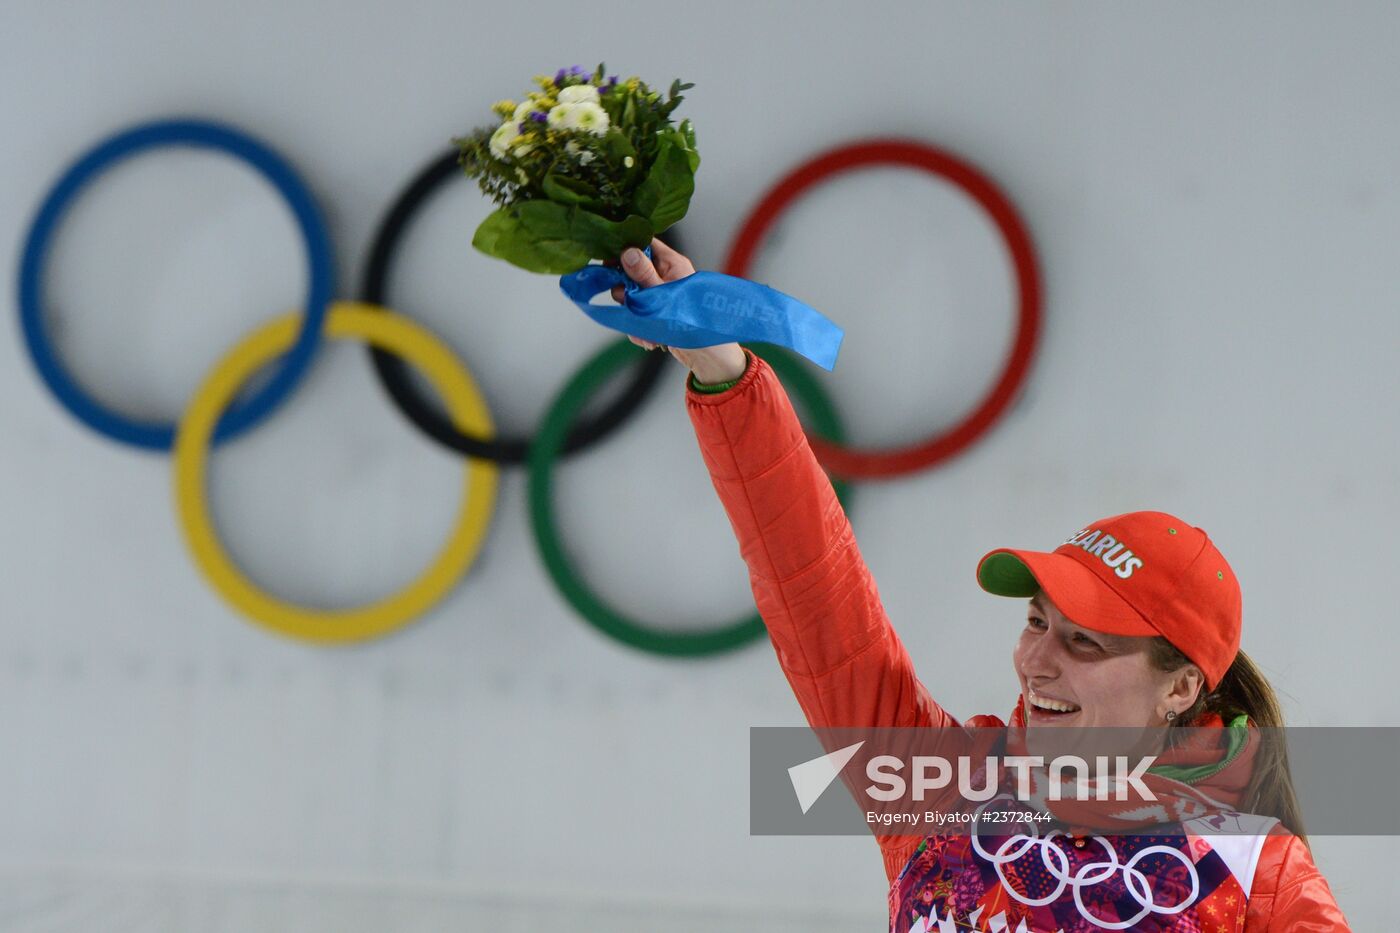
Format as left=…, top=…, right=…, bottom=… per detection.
left=454, top=64, right=699, bottom=274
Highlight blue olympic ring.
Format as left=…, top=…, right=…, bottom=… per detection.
left=17, top=117, right=335, bottom=450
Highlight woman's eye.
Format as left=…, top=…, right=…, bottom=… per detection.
left=1026, top=617, right=1047, bottom=630
left=1071, top=633, right=1100, bottom=649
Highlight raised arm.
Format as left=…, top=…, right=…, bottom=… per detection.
left=613, top=241, right=951, bottom=733
left=685, top=349, right=950, bottom=731
left=614, top=240, right=956, bottom=882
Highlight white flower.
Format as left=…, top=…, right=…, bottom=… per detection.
left=548, top=101, right=610, bottom=136
left=558, top=84, right=600, bottom=105
left=623, top=155, right=634, bottom=168
left=571, top=101, right=609, bottom=135
left=546, top=103, right=575, bottom=130
left=516, top=167, right=529, bottom=184
left=512, top=99, right=537, bottom=122
left=489, top=121, right=520, bottom=159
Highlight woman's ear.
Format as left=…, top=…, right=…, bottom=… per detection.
left=1162, top=664, right=1205, bottom=719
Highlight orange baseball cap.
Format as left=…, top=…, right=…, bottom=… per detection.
left=976, top=511, right=1241, bottom=688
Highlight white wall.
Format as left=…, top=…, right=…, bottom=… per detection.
left=1, top=0, right=1395, bottom=928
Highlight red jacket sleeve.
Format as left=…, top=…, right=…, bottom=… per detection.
left=1245, top=832, right=1351, bottom=930
left=686, top=353, right=951, bottom=882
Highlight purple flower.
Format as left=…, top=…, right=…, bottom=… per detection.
left=529, top=111, right=547, bottom=123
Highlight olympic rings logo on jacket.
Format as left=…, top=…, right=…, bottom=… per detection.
left=967, top=797, right=1200, bottom=931
left=17, top=117, right=1041, bottom=650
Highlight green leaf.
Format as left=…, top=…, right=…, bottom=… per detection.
left=516, top=200, right=574, bottom=239
left=471, top=201, right=655, bottom=272
left=630, top=133, right=674, bottom=217
left=542, top=172, right=603, bottom=209
left=471, top=203, right=593, bottom=274
left=632, top=131, right=697, bottom=231
left=570, top=210, right=653, bottom=260
left=471, top=207, right=517, bottom=256
left=603, top=129, right=636, bottom=162
left=677, top=119, right=700, bottom=172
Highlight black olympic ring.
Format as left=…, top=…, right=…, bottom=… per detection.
left=359, top=148, right=682, bottom=464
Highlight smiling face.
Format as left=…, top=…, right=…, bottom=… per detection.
left=1014, top=591, right=1204, bottom=734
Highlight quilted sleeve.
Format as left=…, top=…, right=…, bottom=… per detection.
left=1245, top=831, right=1352, bottom=930
left=686, top=351, right=975, bottom=885
left=685, top=351, right=953, bottom=733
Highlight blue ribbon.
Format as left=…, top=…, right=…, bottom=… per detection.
left=559, top=252, right=843, bottom=371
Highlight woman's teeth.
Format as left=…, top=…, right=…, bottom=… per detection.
left=1029, top=692, right=1081, bottom=713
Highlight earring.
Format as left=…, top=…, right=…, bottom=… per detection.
left=1165, top=710, right=1178, bottom=722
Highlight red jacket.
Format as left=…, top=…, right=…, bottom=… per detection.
left=686, top=352, right=1350, bottom=931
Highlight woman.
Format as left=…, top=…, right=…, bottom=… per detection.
left=608, top=240, right=1350, bottom=931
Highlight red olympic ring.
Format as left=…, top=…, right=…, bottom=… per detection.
left=722, top=139, right=1043, bottom=480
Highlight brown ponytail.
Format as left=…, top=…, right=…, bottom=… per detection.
left=1149, top=641, right=1309, bottom=846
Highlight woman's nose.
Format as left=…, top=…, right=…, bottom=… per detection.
left=1018, top=633, right=1062, bottom=678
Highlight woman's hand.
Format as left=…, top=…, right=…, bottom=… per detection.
left=609, top=238, right=748, bottom=385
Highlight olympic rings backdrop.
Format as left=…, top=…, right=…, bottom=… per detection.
left=17, top=116, right=1042, bottom=654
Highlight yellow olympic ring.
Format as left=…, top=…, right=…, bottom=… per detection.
left=172, top=302, right=499, bottom=642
